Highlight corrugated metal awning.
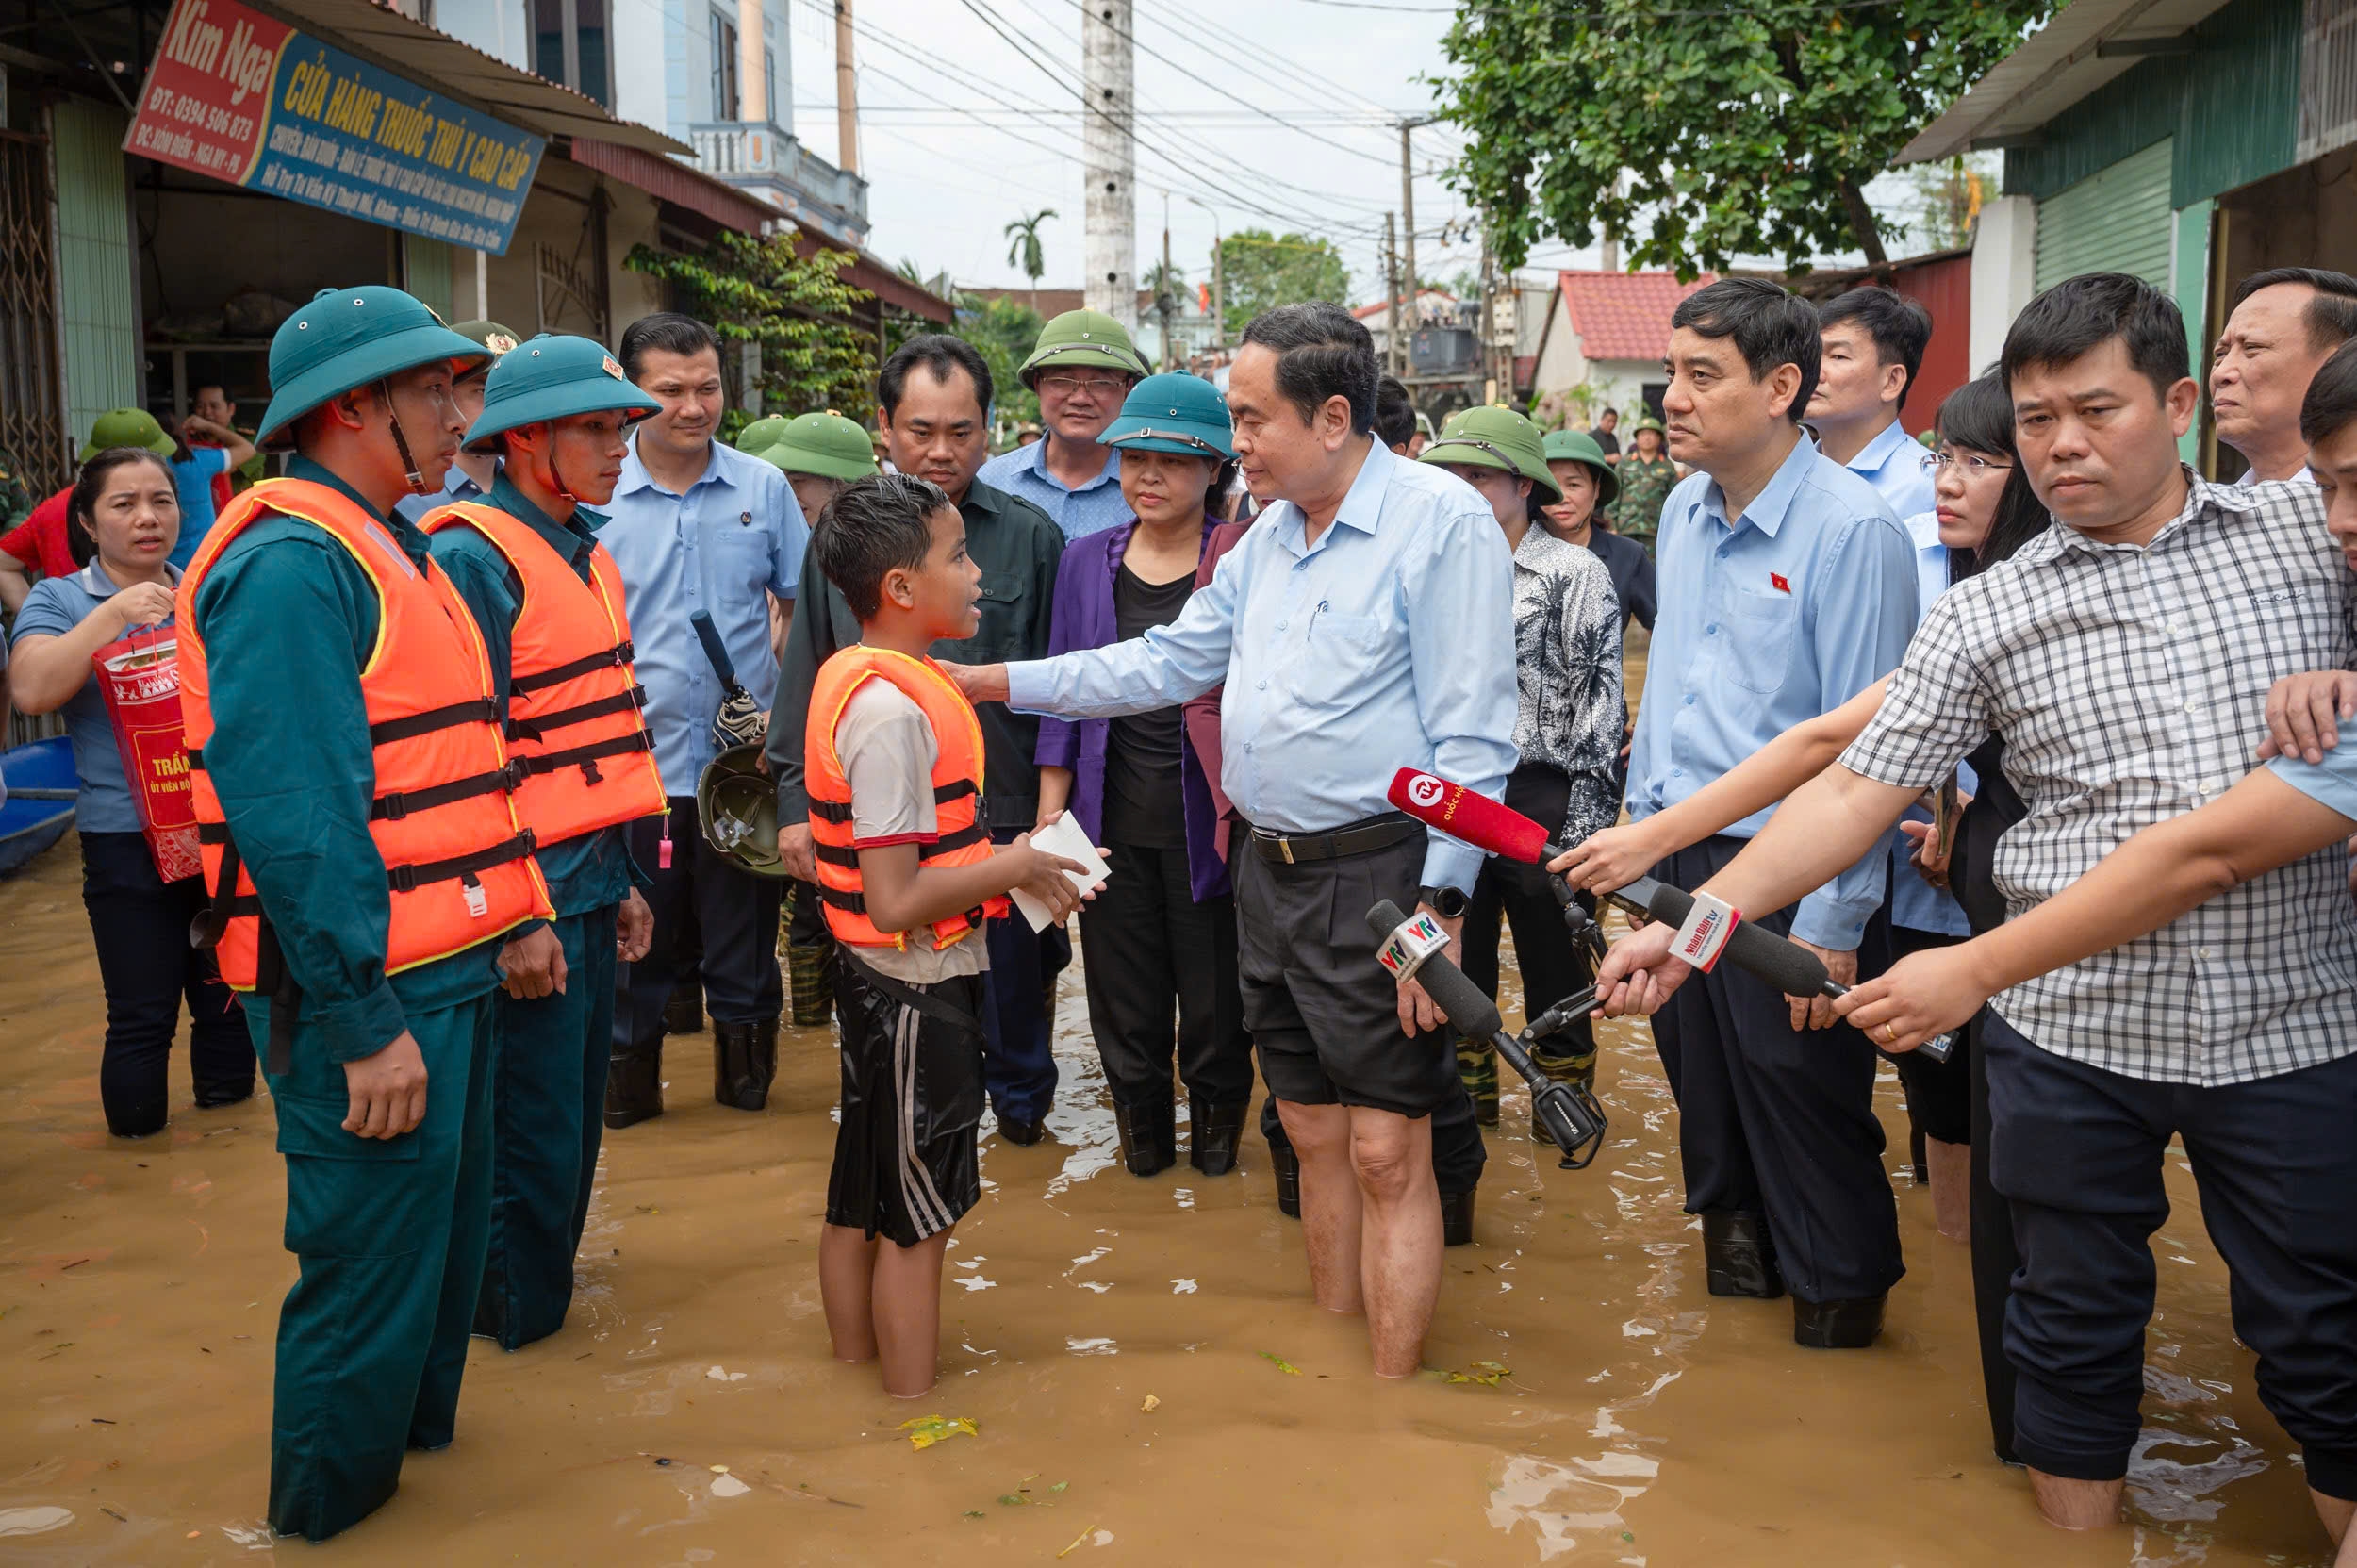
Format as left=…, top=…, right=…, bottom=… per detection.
left=1899, top=0, right=2239, bottom=162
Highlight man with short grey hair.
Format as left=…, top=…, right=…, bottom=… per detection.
left=2211, top=267, right=2357, bottom=486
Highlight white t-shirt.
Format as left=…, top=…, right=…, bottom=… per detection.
left=835, top=679, right=988, bottom=983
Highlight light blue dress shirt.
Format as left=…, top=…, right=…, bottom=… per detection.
left=1628, top=433, right=1919, bottom=948
left=392, top=460, right=490, bottom=525
left=2266, top=714, right=2357, bottom=818
left=1889, top=510, right=1974, bottom=938
left=1006, top=442, right=1519, bottom=892
left=602, top=434, right=806, bottom=789
left=1840, top=416, right=1937, bottom=523
left=977, top=437, right=1131, bottom=540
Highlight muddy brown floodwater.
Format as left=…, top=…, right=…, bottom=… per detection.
left=0, top=640, right=2333, bottom=1564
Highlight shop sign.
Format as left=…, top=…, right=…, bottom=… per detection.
left=124, top=0, right=544, bottom=254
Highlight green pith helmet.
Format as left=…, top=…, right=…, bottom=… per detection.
left=1421, top=404, right=1561, bottom=503
left=1018, top=309, right=1149, bottom=388
left=80, top=408, right=177, bottom=460
left=255, top=286, right=488, bottom=448
left=1541, top=427, right=1622, bottom=510
left=462, top=334, right=660, bottom=454
left=447, top=319, right=522, bottom=384
left=698, top=743, right=789, bottom=879
left=1414, top=411, right=1436, bottom=442
left=1629, top=410, right=1667, bottom=439
left=746, top=410, right=882, bottom=481
left=1100, top=372, right=1235, bottom=460
left=736, top=416, right=792, bottom=455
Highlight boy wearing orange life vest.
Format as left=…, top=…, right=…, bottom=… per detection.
left=417, top=336, right=667, bottom=1350
left=806, top=473, right=1096, bottom=1397
left=175, top=286, right=564, bottom=1543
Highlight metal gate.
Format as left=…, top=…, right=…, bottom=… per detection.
left=2300, top=0, right=2357, bottom=162
left=0, top=128, right=68, bottom=508
left=2035, top=139, right=2176, bottom=293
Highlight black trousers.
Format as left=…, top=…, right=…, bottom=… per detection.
left=980, top=828, right=1073, bottom=1125
left=1967, top=1007, right=2021, bottom=1464
left=1984, top=1011, right=2357, bottom=1495
left=1080, top=841, right=1254, bottom=1108
left=615, top=799, right=783, bottom=1050
left=1650, top=836, right=1904, bottom=1304
left=1858, top=910, right=1972, bottom=1145
left=1460, top=765, right=1595, bottom=1071
left=79, top=830, right=251, bottom=1137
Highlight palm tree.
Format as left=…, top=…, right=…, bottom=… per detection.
left=1003, top=209, right=1056, bottom=316
left=1144, top=259, right=1186, bottom=371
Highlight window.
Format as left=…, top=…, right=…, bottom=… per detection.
left=711, top=13, right=740, bottom=121
left=530, top=0, right=610, bottom=107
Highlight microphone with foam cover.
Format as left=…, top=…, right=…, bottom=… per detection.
left=1387, top=768, right=1553, bottom=863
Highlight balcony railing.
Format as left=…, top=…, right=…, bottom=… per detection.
left=687, top=122, right=868, bottom=236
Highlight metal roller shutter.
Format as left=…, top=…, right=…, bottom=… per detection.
left=2035, top=139, right=2176, bottom=292
left=51, top=96, right=139, bottom=439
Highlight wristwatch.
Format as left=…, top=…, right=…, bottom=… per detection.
left=1418, top=884, right=1469, bottom=921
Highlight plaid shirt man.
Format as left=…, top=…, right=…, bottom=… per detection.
left=1841, top=473, right=2357, bottom=1086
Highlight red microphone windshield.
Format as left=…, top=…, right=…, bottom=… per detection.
left=1386, top=768, right=1551, bottom=864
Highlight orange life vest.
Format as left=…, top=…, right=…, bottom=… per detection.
left=418, top=501, right=666, bottom=848
left=177, top=479, right=552, bottom=994
left=805, top=646, right=1008, bottom=950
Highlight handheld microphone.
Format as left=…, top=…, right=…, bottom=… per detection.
left=1366, top=900, right=1608, bottom=1166
left=1389, top=768, right=1553, bottom=863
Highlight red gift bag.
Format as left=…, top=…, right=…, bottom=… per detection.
left=91, top=627, right=203, bottom=883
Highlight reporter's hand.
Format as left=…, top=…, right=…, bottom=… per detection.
left=342, top=1031, right=428, bottom=1138
left=1789, top=940, right=1856, bottom=1030
left=778, top=821, right=817, bottom=883
left=497, top=924, right=569, bottom=999
left=113, top=580, right=177, bottom=632
left=1833, top=944, right=1993, bottom=1052
left=1548, top=819, right=1665, bottom=896
left=1591, top=919, right=1692, bottom=1017
left=1396, top=908, right=1464, bottom=1035
left=616, top=888, right=653, bottom=963
left=2260, top=669, right=2357, bottom=764
left=946, top=661, right=1012, bottom=706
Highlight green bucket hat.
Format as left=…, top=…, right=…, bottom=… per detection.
left=81, top=408, right=178, bottom=461
left=1422, top=405, right=1560, bottom=503
left=463, top=334, right=661, bottom=454
left=1100, top=372, right=1234, bottom=461
left=698, top=742, right=788, bottom=879
left=1541, top=427, right=1621, bottom=510
left=745, top=410, right=882, bottom=481
left=448, top=319, right=522, bottom=384
left=256, top=286, right=490, bottom=449
left=1018, top=309, right=1149, bottom=388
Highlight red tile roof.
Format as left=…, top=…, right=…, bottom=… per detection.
left=1557, top=270, right=1717, bottom=364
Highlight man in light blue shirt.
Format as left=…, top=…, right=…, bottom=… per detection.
left=392, top=318, right=518, bottom=525
left=957, top=303, right=1516, bottom=1380
left=600, top=314, right=808, bottom=1127
left=1632, top=278, right=1919, bottom=1348
left=974, top=308, right=1146, bottom=539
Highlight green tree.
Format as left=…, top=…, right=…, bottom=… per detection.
left=626, top=227, right=879, bottom=433
left=1218, top=230, right=1351, bottom=340
left=957, top=292, right=1047, bottom=441
left=1437, top=0, right=2052, bottom=275
left=1003, top=208, right=1057, bottom=317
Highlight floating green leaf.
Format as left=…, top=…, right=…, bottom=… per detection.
left=898, top=1414, right=978, bottom=1450
left=1258, top=1351, right=1302, bottom=1376
left=1048, top=1480, right=1069, bottom=1494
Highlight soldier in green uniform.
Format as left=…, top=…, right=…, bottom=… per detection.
left=1611, top=411, right=1681, bottom=554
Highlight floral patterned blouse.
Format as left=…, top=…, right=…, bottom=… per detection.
left=1508, top=528, right=1626, bottom=849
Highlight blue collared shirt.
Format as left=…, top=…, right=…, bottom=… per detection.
left=1007, top=442, right=1519, bottom=892
left=10, top=559, right=180, bottom=833
left=1839, top=417, right=1936, bottom=523
left=602, top=435, right=806, bottom=787
left=392, top=460, right=490, bottom=526
left=1629, top=434, right=1919, bottom=948
left=978, top=437, right=1132, bottom=540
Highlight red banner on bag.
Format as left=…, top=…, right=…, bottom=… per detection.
left=92, top=629, right=203, bottom=883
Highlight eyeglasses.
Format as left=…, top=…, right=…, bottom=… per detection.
left=1920, top=451, right=2013, bottom=475
left=1038, top=374, right=1132, bottom=398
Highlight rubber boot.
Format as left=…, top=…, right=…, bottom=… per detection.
left=713, top=1018, right=778, bottom=1112
left=663, top=979, right=704, bottom=1036
left=1114, top=1098, right=1178, bottom=1176
left=1189, top=1096, right=1249, bottom=1177
left=1794, top=1293, right=1886, bottom=1349
left=1269, top=1134, right=1301, bottom=1218
left=1442, top=1187, right=1475, bottom=1247
left=604, top=1040, right=664, bottom=1130
left=1457, top=1037, right=1500, bottom=1127
left=1702, top=1211, right=1786, bottom=1299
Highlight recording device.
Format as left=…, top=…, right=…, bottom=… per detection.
left=1367, top=899, right=1609, bottom=1167
left=1385, top=769, right=1951, bottom=1064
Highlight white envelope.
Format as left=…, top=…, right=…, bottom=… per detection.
left=1007, top=814, right=1112, bottom=932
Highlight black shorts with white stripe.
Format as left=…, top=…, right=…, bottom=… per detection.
left=826, top=962, right=987, bottom=1247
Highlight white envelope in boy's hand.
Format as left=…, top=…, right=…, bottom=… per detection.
left=1009, top=814, right=1111, bottom=932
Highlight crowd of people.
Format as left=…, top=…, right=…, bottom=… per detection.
left=6, top=254, right=2357, bottom=1559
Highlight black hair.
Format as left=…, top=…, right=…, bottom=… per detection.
left=191, top=382, right=232, bottom=405
left=879, top=334, right=994, bottom=421
left=1240, top=302, right=1377, bottom=434
left=66, top=448, right=177, bottom=569
left=1374, top=375, right=1417, bottom=450
left=2001, top=273, right=2188, bottom=403
left=815, top=472, right=956, bottom=620
left=1820, top=286, right=1936, bottom=411
left=1598, top=406, right=1619, bottom=420
left=1671, top=278, right=1822, bottom=421
left=618, top=312, right=721, bottom=382
left=2299, top=337, right=2357, bottom=447
left=2232, top=268, right=2357, bottom=354
left=1931, top=373, right=2050, bottom=581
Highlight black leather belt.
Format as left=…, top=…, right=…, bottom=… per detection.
left=1247, top=813, right=1422, bottom=866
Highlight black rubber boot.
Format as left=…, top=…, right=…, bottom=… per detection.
left=1113, top=1098, right=1178, bottom=1176
left=1794, top=1293, right=1886, bottom=1348
left=1189, top=1096, right=1249, bottom=1176
left=713, top=1018, right=778, bottom=1112
left=1442, top=1187, right=1475, bottom=1247
left=1702, top=1211, right=1786, bottom=1299
left=997, top=1114, right=1045, bottom=1145
left=1269, top=1135, right=1301, bottom=1217
left=663, top=979, right=704, bottom=1036
left=604, top=1041, right=664, bottom=1130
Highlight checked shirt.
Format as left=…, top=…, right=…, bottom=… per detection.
left=1840, top=473, right=2357, bottom=1086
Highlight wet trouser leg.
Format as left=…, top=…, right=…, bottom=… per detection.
left=980, top=828, right=1071, bottom=1125
left=477, top=907, right=617, bottom=1350
left=253, top=988, right=497, bottom=1543
left=1966, top=1008, right=2021, bottom=1464
left=1650, top=839, right=1904, bottom=1305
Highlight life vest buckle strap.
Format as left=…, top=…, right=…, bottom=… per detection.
left=369, top=698, right=499, bottom=747
left=515, top=730, right=654, bottom=778
left=371, top=765, right=523, bottom=822
left=509, top=686, right=649, bottom=743
left=385, top=830, right=537, bottom=893
left=508, top=640, right=633, bottom=693
left=809, top=800, right=855, bottom=824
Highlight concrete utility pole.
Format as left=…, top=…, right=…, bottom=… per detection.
left=834, top=0, right=859, bottom=173
left=1384, top=212, right=1403, bottom=378
left=1399, top=116, right=1427, bottom=334
left=1083, top=0, right=1138, bottom=329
